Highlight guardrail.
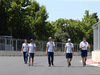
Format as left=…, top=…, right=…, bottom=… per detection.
left=0, top=51, right=92, bottom=56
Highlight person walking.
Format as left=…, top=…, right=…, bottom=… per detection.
left=21, top=39, right=28, bottom=64
left=28, top=39, right=36, bottom=66
left=80, top=37, right=90, bottom=67
left=64, top=39, right=74, bottom=67
left=46, top=37, right=56, bottom=67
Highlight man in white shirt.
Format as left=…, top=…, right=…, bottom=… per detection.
left=80, top=37, right=90, bottom=67
left=64, top=39, right=74, bottom=67
left=28, top=39, right=36, bottom=66
left=21, top=39, right=28, bottom=64
left=46, top=37, right=56, bottom=67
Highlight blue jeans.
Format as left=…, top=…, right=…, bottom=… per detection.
left=23, top=52, right=27, bottom=62
left=48, top=52, right=54, bottom=65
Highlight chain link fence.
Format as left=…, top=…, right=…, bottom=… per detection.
left=0, top=37, right=93, bottom=52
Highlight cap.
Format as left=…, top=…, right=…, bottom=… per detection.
left=48, top=37, right=52, bottom=40
left=30, top=39, right=33, bottom=42
left=68, top=39, right=71, bottom=41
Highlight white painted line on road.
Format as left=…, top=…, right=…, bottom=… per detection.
left=81, top=60, right=100, bottom=67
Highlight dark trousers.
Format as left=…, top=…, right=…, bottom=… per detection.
left=23, top=52, right=27, bottom=62
left=48, top=52, right=54, bottom=65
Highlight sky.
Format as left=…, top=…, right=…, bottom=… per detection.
left=36, top=0, right=100, bottom=21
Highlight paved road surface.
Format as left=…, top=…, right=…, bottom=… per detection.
left=0, top=56, right=100, bottom=75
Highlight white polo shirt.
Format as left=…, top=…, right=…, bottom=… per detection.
left=65, top=43, right=74, bottom=53
left=28, top=43, right=36, bottom=53
left=80, top=41, right=89, bottom=50
left=22, top=43, right=28, bottom=52
left=46, top=41, right=55, bottom=52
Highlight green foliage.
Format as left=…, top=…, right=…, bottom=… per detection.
left=53, top=10, right=98, bottom=44
left=0, top=0, right=52, bottom=40
left=81, top=10, right=97, bottom=44
left=0, top=0, right=9, bottom=35
left=54, top=29, right=69, bottom=42
left=0, top=0, right=99, bottom=44
left=53, top=19, right=85, bottom=43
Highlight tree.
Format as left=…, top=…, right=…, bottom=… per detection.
left=53, top=10, right=98, bottom=44
left=0, top=0, right=32, bottom=39
left=93, top=13, right=99, bottom=22
left=81, top=10, right=97, bottom=44
left=27, top=0, right=53, bottom=40
left=7, top=0, right=33, bottom=39
left=54, top=28, right=69, bottom=42
left=0, top=0, right=9, bottom=35
left=0, top=0, right=99, bottom=43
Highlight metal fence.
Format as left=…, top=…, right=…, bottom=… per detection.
left=0, top=38, right=93, bottom=52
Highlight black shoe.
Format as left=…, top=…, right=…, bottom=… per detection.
left=69, top=62, right=71, bottom=66
left=68, top=62, right=71, bottom=67
left=28, top=64, right=30, bottom=66
left=25, top=62, right=27, bottom=64
left=68, top=65, right=70, bottom=67
left=48, top=64, right=51, bottom=67
left=68, top=63, right=70, bottom=67
left=52, top=63, right=54, bottom=66
left=83, top=64, right=85, bottom=67
left=84, top=62, right=86, bottom=66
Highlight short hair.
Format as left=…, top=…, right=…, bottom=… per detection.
left=83, top=37, right=86, bottom=40
left=30, top=39, right=33, bottom=42
left=24, top=39, right=27, bottom=41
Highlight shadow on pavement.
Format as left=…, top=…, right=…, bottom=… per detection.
left=33, top=65, right=44, bottom=67
left=85, top=65, right=98, bottom=68
left=71, top=65, right=97, bottom=68
left=69, top=66, right=83, bottom=68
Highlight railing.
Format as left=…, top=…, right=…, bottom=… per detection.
left=0, top=38, right=93, bottom=52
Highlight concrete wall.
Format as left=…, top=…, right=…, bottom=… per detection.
left=0, top=51, right=91, bottom=56
left=92, top=50, right=100, bottom=62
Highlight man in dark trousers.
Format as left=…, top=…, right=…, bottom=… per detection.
left=21, top=39, right=28, bottom=64
left=46, top=37, right=56, bottom=67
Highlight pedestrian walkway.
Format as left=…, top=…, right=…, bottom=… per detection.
left=0, top=56, right=100, bottom=75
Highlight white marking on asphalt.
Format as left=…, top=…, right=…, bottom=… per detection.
left=80, top=60, right=100, bottom=67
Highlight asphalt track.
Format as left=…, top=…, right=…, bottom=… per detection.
left=0, top=56, right=100, bottom=75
